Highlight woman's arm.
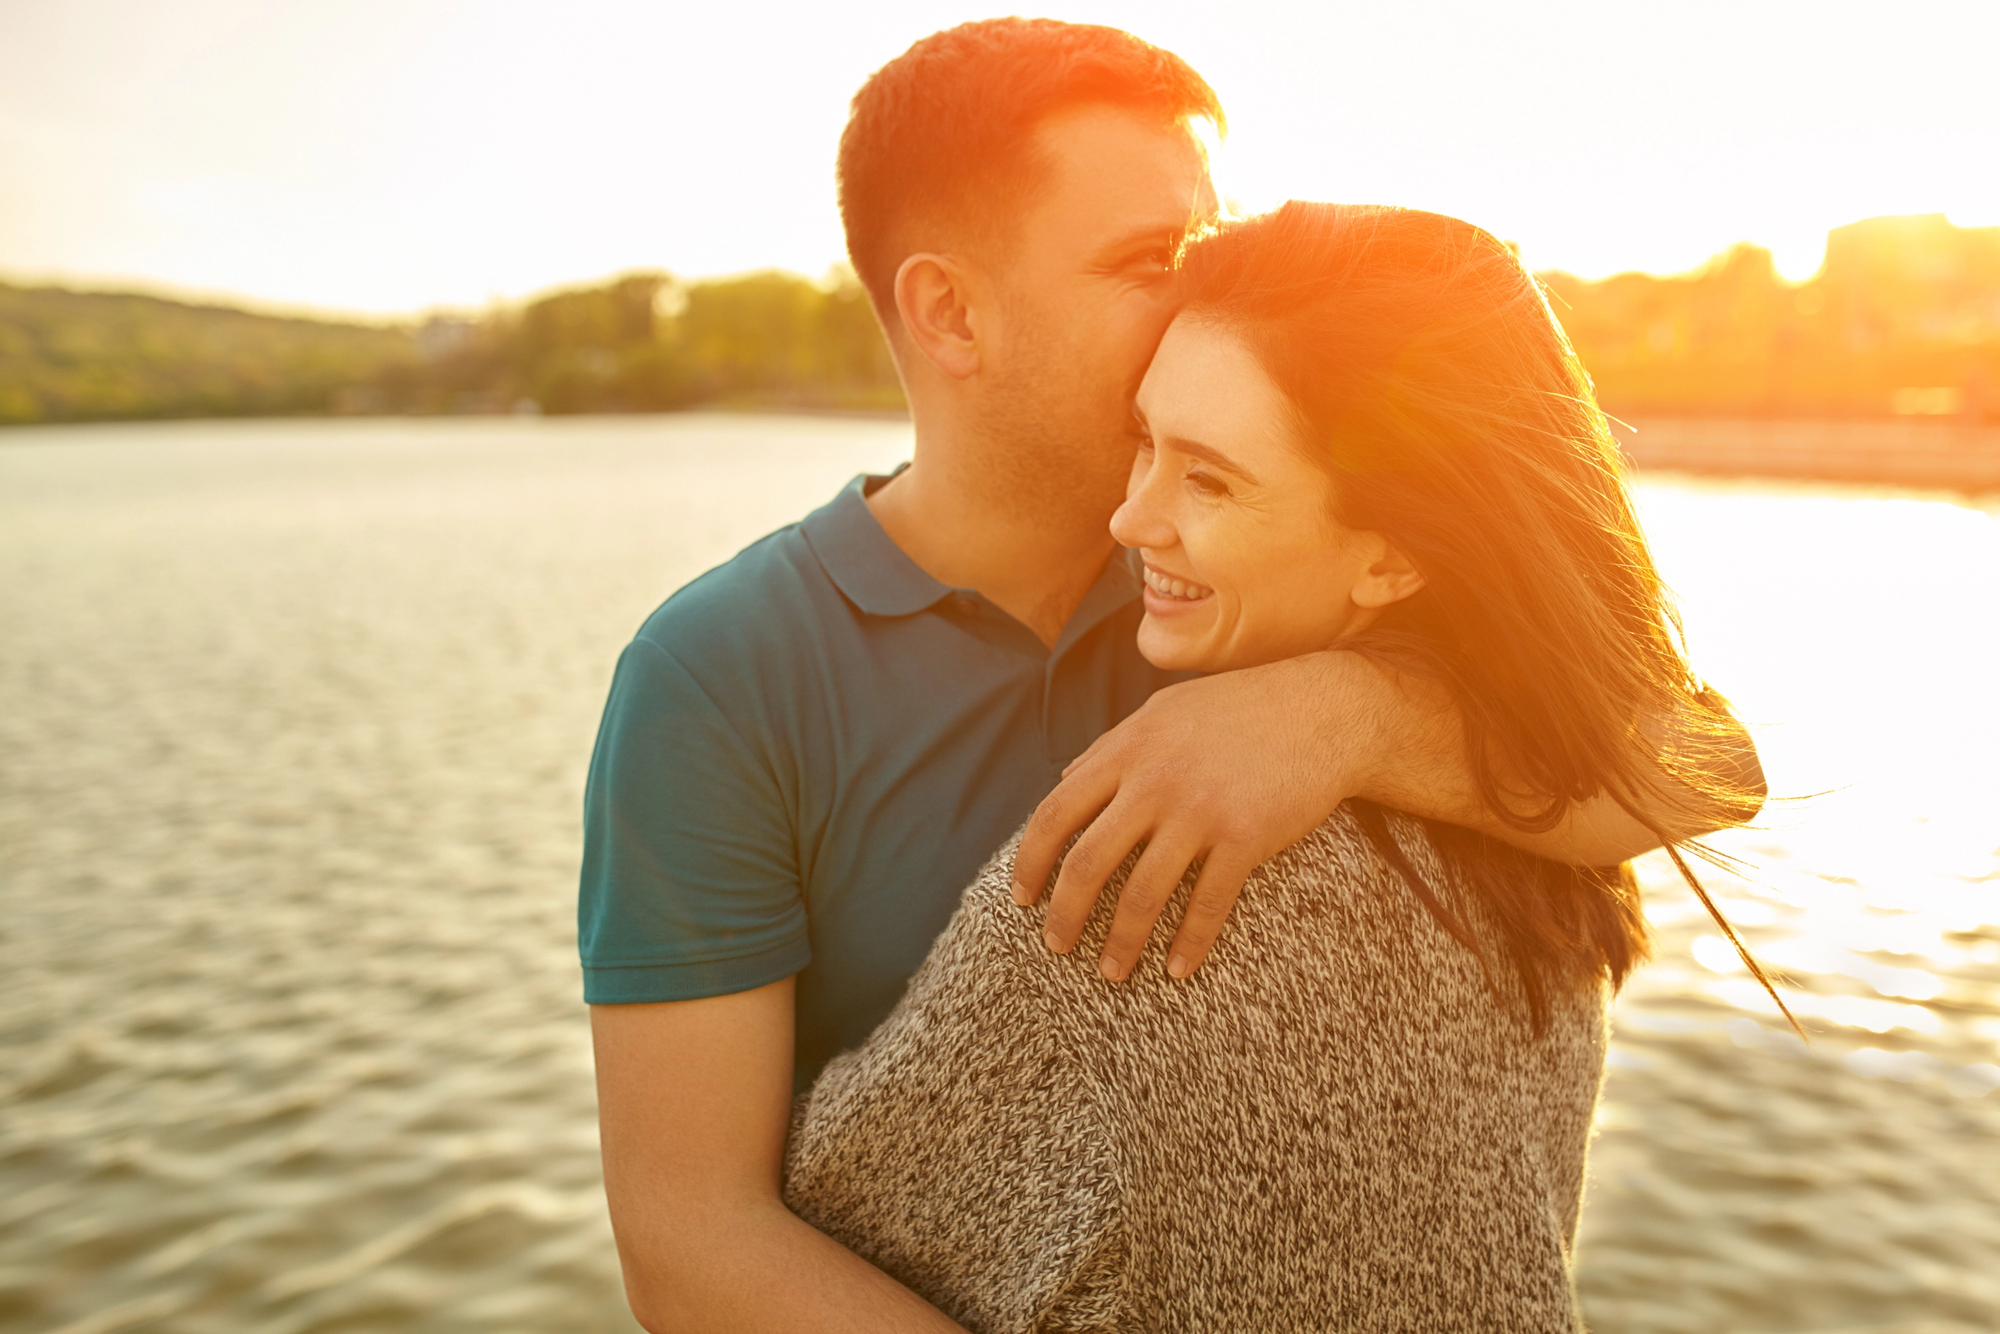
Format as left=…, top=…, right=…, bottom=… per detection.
left=1015, top=649, right=1764, bottom=981
left=786, top=866, right=1126, bottom=1333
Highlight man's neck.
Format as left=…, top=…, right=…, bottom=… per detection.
left=866, top=458, right=1117, bottom=649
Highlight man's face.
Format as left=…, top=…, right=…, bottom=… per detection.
left=971, top=105, right=1218, bottom=532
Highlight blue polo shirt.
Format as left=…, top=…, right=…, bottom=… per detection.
left=579, top=472, right=1183, bottom=1085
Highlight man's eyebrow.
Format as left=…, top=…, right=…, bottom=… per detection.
left=1091, top=218, right=1188, bottom=263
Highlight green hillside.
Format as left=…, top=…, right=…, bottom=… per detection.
left=0, top=284, right=416, bottom=425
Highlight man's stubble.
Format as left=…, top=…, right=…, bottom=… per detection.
left=968, top=287, right=1145, bottom=546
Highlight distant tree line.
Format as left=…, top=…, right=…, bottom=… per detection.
left=4, top=214, right=1997, bottom=427
left=1547, top=214, right=2000, bottom=422
left=0, top=268, right=904, bottom=426
left=364, top=269, right=902, bottom=417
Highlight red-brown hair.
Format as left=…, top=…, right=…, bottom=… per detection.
left=1177, top=203, right=1783, bottom=1030
left=837, top=18, right=1222, bottom=325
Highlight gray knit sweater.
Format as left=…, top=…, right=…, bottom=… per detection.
left=783, top=805, right=1608, bottom=1333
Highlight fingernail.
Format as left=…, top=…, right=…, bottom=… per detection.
left=1099, top=955, right=1124, bottom=982
left=1167, top=954, right=1191, bottom=979
left=1044, top=930, right=1066, bottom=954
left=1011, top=880, right=1032, bottom=906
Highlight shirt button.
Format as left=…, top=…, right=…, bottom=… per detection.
left=953, top=595, right=978, bottom=615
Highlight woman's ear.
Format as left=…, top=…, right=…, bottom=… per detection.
left=893, top=253, right=981, bottom=380
left=1350, top=535, right=1425, bottom=609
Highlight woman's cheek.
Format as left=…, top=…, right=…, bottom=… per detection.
left=1190, top=509, right=1242, bottom=583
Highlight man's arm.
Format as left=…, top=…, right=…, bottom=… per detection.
left=592, top=980, right=966, bottom=1334
left=1013, top=650, right=1764, bottom=982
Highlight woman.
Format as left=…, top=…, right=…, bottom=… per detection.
left=783, top=203, right=1772, bottom=1332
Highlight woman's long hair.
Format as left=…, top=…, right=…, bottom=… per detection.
left=1176, top=202, right=1786, bottom=1031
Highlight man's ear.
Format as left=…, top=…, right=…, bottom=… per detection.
left=1350, top=535, right=1425, bottom=609
left=893, top=253, right=982, bottom=380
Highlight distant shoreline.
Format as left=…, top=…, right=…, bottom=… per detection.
left=1611, top=417, right=2000, bottom=494
left=7, top=411, right=1997, bottom=497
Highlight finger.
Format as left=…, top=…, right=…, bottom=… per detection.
left=1039, top=794, right=1152, bottom=956
left=1011, top=763, right=1119, bottom=907
left=1058, top=727, right=1120, bottom=780
left=1162, top=846, right=1260, bottom=980
left=1093, top=831, right=1206, bottom=983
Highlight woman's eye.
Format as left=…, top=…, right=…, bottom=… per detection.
left=1186, top=469, right=1228, bottom=497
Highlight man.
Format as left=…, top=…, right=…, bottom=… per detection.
left=583, top=19, right=1760, bottom=1333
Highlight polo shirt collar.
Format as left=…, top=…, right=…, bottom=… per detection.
left=802, top=472, right=1150, bottom=640
left=801, top=472, right=954, bottom=617
left=1050, top=545, right=1145, bottom=655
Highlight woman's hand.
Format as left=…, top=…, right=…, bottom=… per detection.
left=1011, top=652, right=1404, bottom=982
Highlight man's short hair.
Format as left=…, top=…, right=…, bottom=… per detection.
left=837, top=18, right=1223, bottom=326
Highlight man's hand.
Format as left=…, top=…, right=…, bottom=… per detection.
left=1013, top=653, right=1391, bottom=983
left=592, top=982, right=965, bottom=1334
left=1012, top=650, right=1764, bottom=982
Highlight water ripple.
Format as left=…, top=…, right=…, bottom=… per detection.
left=2, top=420, right=1995, bottom=1332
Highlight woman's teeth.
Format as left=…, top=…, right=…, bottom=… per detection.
left=1143, top=565, right=1212, bottom=601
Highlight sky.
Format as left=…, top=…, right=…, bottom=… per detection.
left=1, top=0, right=1997, bottom=318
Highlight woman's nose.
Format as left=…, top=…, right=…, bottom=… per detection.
left=1110, top=469, right=1176, bottom=552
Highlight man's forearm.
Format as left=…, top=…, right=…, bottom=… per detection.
left=592, top=990, right=967, bottom=1334
left=1017, top=643, right=1767, bottom=979
left=1323, top=651, right=1763, bottom=867
left=616, top=1196, right=964, bottom=1334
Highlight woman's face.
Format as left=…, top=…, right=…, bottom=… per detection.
left=1112, top=316, right=1421, bottom=674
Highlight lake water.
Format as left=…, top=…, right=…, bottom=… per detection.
left=2, top=415, right=1996, bottom=1334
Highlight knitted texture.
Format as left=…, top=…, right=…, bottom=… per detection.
left=784, top=805, right=1607, bottom=1333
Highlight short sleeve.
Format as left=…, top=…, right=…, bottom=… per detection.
left=578, top=636, right=810, bottom=1003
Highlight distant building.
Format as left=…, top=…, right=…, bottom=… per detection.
left=415, top=317, right=478, bottom=362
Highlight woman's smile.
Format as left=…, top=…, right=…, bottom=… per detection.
left=1140, top=561, right=1214, bottom=610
